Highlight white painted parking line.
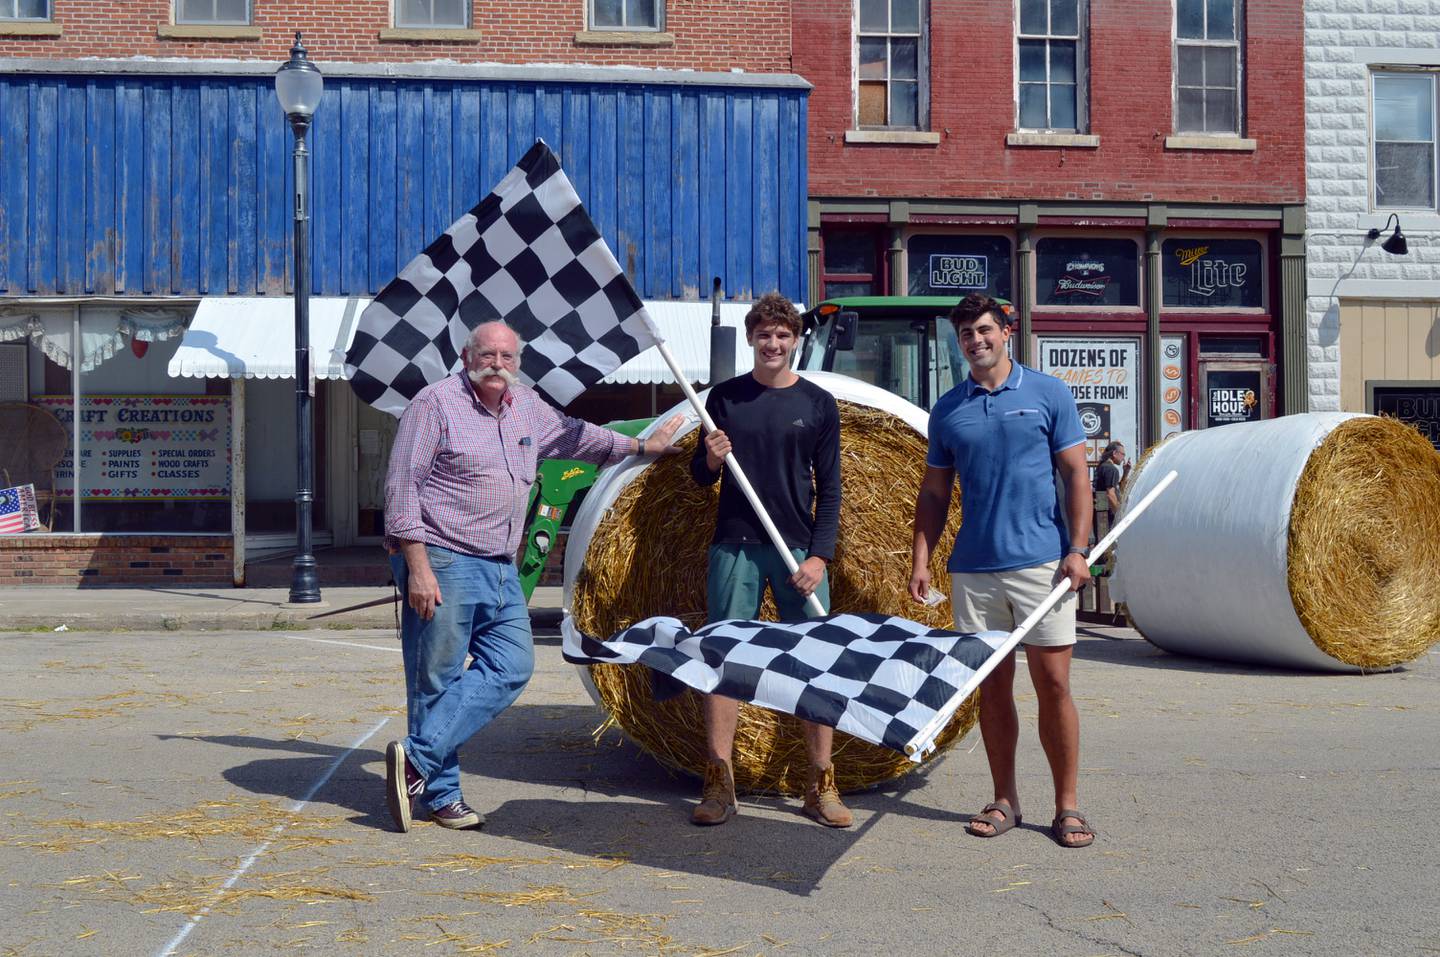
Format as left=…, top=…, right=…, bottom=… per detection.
left=278, top=633, right=402, bottom=654
left=154, top=715, right=391, bottom=957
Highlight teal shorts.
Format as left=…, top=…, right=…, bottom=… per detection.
left=706, top=542, right=830, bottom=623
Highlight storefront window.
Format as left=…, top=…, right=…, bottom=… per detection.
left=906, top=234, right=1013, bottom=299
left=1162, top=238, right=1264, bottom=309
left=0, top=306, right=230, bottom=535
left=1369, top=383, right=1440, bottom=450
left=1035, top=237, right=1140, bottom=307
left=822, top=227, right=883, bottom=299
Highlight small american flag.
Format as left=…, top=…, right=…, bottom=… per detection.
left=0, top=484, right=40, bottom=535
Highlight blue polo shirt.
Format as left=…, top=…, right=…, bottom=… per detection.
left=926, top=362, right=1085, bottom=573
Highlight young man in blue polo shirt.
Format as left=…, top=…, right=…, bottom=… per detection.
left=908, top=294, right=1097, bottom=849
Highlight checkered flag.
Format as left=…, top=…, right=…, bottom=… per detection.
left=345, top=140, right=662, bottom=416
left=562, top=613, right=1010, bottom=760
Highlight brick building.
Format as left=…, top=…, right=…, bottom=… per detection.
left=0, top=1, right=808, bottom=585
left=1304, top=0, right=1440, bottom=449
left=795, top=0, right=1307, bottom=462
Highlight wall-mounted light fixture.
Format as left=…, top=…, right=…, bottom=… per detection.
left=1367, top=213, right=1409, bottom=256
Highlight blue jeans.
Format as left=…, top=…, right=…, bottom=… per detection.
left=706, top=542, right=830, bottom=623
left=389, top=547, right=533, bottom=812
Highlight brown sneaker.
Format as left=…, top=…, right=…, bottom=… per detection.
left=803, top=763, right=853, bottom=828
left=690, top=759, right=737, bottom=826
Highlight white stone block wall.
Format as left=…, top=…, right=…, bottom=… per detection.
left=1305, top=0, right=1440, bottom=410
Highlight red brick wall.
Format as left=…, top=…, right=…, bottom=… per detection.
left=796, top=0, right=1304, bottom=205
left=0, top=535, right=232, bottom=585
left=0, top=1, right=793, bottom=73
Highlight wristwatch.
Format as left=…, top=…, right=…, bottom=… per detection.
left=1067, top=546, right=1087, bottom=556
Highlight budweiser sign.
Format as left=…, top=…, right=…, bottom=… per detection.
left=1053, top=274, right=1111, bottom=297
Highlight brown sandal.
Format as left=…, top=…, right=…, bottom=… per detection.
left=966, top=800, right=1021, bottom=838
left=1050, top=808, right=1095, bottom=848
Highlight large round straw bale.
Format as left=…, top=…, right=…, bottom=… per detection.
left=1112, top=413, right=1440, bottom=671
left=565, top=372, right=973, bottom=795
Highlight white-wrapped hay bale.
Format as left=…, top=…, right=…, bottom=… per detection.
left=1111, top=413, right=1440, bottom=672
left=563, top=372, right=974, bottom=795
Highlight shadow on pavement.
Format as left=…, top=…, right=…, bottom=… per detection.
left=157, top=700, right=970, bottom=892
left=479, top=795, right=881, bottom=896
left=1071, top=632, right=1389, bottom=677
left=156, top=733, right=393, bottom=830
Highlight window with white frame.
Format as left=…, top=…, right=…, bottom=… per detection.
left=591, top=0, right=663, bottom=30
left=1373, top=72, right=1436, bottom=210
left=0, top=0, right=49, bottom=19
left=175, top=0, right=250, bottom=24
left=395, top=0, right=469, bottom=28
left=1017, top=0, right=1086, bottom=132
left=856, top=0, right=927, bottom=129
left=1174, top=0, right=1242, bottom=134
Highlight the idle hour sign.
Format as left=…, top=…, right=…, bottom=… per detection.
left=1206, top=370, right=1263, bottom=425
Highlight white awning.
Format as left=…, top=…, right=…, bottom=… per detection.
left=166, top=296, right=779, bottom=385
left=167, top=296, right=368, bottom=379
left=601, top=301, right=764, bottom=385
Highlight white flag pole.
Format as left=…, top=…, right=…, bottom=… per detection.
left=652, top=339, right=827, bottom=617
left=903, top=469, right=1179, bottom=759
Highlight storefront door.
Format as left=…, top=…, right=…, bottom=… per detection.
left=1199, top=361, right=1272, bottom=428
left=356, top=400, right=397, bottom=542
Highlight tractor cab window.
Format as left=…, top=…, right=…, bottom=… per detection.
left=827, top=317, right=926, bottom=408
left=934, top=316, right=970, bottom=400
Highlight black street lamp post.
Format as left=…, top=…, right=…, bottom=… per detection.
left=275, top=32, right=324, bottom=604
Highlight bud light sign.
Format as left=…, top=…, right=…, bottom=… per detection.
left=929, top=254, right=988, bottom=290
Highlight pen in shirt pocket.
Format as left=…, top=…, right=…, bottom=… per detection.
left=519, top=436, right=532, bottom=446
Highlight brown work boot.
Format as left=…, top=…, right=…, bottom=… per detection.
left=803, top=763, right=853, bottom=828
left=690, top=759, right=737, bottom=826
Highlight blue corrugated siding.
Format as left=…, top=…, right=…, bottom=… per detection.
left=0, top=72, right=808, bottom=302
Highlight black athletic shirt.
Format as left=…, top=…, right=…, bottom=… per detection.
left=688, top=374, right=842, bottom=561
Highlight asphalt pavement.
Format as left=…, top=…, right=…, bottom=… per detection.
left=2, top=622, right=1437, bottom=956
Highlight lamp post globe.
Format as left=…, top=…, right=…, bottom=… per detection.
left=275, top=32, right=323, bottom=125
left=276, top=32, right=323, bottom=604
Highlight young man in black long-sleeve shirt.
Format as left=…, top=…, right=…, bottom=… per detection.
left=687, top=292, right=850, bottom=828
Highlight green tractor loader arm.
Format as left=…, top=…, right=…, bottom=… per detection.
left=517, top=417, right=655, bottom=600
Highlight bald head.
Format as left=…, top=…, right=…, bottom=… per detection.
left=465, top=321, right=522, bottom=356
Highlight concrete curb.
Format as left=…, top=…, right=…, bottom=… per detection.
left=1, top=600, right=565, bottom=634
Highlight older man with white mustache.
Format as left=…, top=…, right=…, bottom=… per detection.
left=382, top=320, right=682, bottom=833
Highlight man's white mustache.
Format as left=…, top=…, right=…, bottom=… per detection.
left=467, top=365, right=519, bottom=385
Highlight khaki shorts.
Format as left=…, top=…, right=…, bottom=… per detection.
left=950, top=560, right=1077, bottom=648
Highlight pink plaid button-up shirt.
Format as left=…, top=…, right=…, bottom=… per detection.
left=385, top=373, right=632, bottom=558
